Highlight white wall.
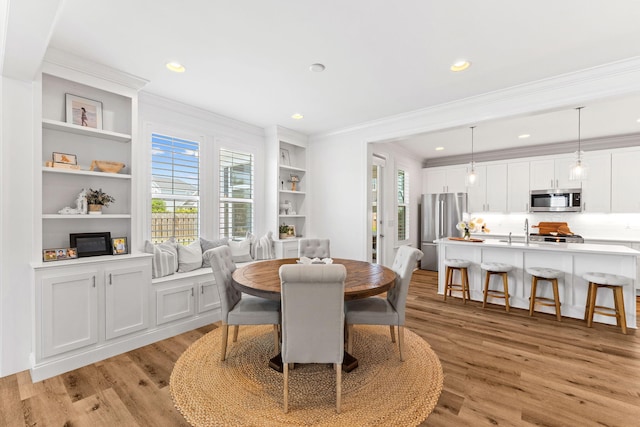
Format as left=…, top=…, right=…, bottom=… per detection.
left=0, top=77, right=36, bottom=376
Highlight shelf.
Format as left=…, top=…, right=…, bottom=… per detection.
left=279, top=164, right=306, bottom=173
left=42, top=119, right=131, bottom=142
left=42, top=214, right=131, bottom=219
left=279, top=215, right=306, bottom=218
left=280, top=190, right=306, bottom=195
left=42, top=167, right=131, bottom=179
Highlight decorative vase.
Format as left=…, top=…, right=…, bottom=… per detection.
left=463, top=229, right=471, bottom=240
left=280, top=233, right=288, bottom=239
left=88, top=204, right=103, bottom=215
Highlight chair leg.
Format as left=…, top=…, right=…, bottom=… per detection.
left=283, top=362, right=289, bottom=413
left=587, top=283, right=597, bottom=327
left=232, top=325, right=239, bottom=342
left=389, top=325, right=396, bottom=343
left=529, top=276, right=538, bottom=316
left=584, top=283, right=593, bottom=321
left=461, top=267, right=470, bottom=303
left=347, top=324, right=354, bottom=353
left=444, top=267, right=451, bottom=301
left=482, top=271, right=490, bottom=308
left=220, top=323, right=229, bottom=361
left=502, top=272, right=510, bottom=312
left=613, top=287, right=627, bottom=334
left=552, top=279, right=562, bottom=321
left=398, top=326, right=405, bottom=361
left=336, top=363, right=342, bottom=413
left=273, top=324, right=280, bottom=352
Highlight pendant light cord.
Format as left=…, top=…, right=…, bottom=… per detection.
left=470, top=126, right=475, bottom=166
left=576, top=107, right=584, bottom=156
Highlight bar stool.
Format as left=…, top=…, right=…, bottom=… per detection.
left=527, top=267, right=563, bottom=321
left=583, top=272, right=630, bottom=334
left=481, top=262, right=513, bottom=312
left=443, top=259, right=471, bottom=303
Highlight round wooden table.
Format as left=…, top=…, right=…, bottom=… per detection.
left=232, top=258, right=397, bottom=373
left=232, top=258, right=397, bottom=301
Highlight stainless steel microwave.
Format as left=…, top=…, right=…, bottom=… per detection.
left=529, top=188, right=582, bottom=212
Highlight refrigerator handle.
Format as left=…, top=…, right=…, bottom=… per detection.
left=439, top=199, right=445, bottom=238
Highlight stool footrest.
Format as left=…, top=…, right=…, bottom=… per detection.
left=532, top=296, right=561, bottom=307
left=486, top=290, right=508, bottom=298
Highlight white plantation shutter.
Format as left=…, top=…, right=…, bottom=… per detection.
left=219, top=149, right=254, bottom=239
left=397, top=169, right=409, bottom=242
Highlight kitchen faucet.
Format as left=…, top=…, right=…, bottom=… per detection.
left=524, top=218, right=529, bottom=244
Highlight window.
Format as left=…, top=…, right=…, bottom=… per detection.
left=219, top=148, right=253, bottom=239
left=150, top=133, right=200, bottom=244
left=397, top=169, right=409, bottom=241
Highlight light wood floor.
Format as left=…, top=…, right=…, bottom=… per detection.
left=1, top=270, right=638, bottom=426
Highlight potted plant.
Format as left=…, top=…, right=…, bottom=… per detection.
left=279, top=223, right=289, bottom=239
left=86, top=188, right=115, bottom=215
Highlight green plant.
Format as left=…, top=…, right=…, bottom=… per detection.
left=151, top=198, right=167, bottom=212
left=86, top=188, right=115, bottom=207
left=279, top=223, right=289, bottom=234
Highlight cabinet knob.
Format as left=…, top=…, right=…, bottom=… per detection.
left=92, top=276, right=96, bottom=288
left=109, top=273, right=112, bottom=285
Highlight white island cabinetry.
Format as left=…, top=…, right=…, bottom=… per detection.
left=436, top=239, right=637, bottom=328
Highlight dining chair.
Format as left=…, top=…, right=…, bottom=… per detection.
left=344, top=245, right=423, bottom=361
left=204, top=246, right=281, bottom=361
left=298, top=238, right=331, bottom=258
left=279, top=263, right=347, bottom=413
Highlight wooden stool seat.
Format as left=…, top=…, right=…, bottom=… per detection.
left=527, top=267, right=563, bottom=321
left=481, top=262, right=513, bottom=312
left=444, top=259, right=471, bottom=303
left=583, top=272, right=630, bottom=334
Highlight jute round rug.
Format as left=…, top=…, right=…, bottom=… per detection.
left=170, top=325, right=443, bottom=426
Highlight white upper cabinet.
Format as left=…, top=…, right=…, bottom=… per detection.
left=581, top=152, right=611, bottom=213
left=529, top=157, right=579, bottom=190
left=507, top=161, right=530, bottom=213
left=611, top=150, right=640, bottom=212
left=467, top=164, right=507, bottom=212
left=423, top=166, right=467, bottom=194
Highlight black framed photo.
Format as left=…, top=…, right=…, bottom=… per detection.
left=111, top=237, right=128, bottom=255
left=70, top=232, right=112, bottom=257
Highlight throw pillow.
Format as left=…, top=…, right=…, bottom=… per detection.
left=144, top=240, right=177, bottom=279
left=229, top=239, right=253, bottom=263
left=177, top=240, right=203, bottom=272
left=254, top=231, right=275, bottom=260
left=246, top=232, right=258, bottom=259
left=158, top=237, right=179, bottom=272
left=200, top=237, right=229, bottom=268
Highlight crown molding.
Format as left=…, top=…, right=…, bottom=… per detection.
left=43, top=47, right=149, bottom=91
left=311, top=56, right=640, bottom=144
left=424, top=133, right=640, bottom=168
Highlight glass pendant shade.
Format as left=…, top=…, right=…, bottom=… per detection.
left=569, top=107, right=588, bottom=181
left=465, top=126, right=478, bottom=187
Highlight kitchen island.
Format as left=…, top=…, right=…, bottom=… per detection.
left=437, top=238, right=638, bottom=328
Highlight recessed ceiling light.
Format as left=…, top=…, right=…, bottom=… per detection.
left=309, top=63, right=326, bottom=72
left=291, top=113, right=304, bottom=120
left=518, top=134, right=531, bottom=139
left=166, top=61, right=186, bottom=73
left=435, top=147, right=444, bottom=151
left=450, top=60, right=471, bottom=72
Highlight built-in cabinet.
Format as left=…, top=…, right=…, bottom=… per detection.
left=611, top=150, right=640, bottom=212
left=581, top=152, right=611, bottom=213
left=507, top=161, right=530, bottom=212
left=529, top=157, right=577, bottom=190
left=423, top=166, right=467, bottom=194
left=467, top=164, right=507, bottom=212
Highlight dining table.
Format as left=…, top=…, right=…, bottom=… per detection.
left=231, top=257, right=397, bottom=372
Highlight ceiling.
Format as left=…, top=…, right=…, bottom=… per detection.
left=34, top=1, right=640, bottom=156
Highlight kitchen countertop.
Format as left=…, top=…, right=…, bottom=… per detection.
left=438, top=238, right=640, bottom=256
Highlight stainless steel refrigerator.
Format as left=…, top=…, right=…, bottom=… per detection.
left=420, top=193, right=467, bottom=271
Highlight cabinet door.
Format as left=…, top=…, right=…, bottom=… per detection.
left=581, top=152, right=611, bottom=213
left=466, top=165, right=486, bottom=212
left=529, top=160, right=555, bottom=190
left=612, top=151, right=640, bottom=212
left=507, top=161, right=530, bottom=212
left=555, top=157, right=580, bottom=190
left=197, top=279, right=219, bottom=313
left=485, top=164, right=507, bottom=212
left=105, top=264, right=149, bottom=340
left=42, top=271, right=98, bottom=358
left=446, top=167, right=468, bottom=193
left=156, top=284, right=195, bottom=325
left=424, top=169, right=446, bottom=193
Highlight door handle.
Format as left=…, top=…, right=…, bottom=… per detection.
left=380, top=234, right=384, bottom=238
left=92, top=276, right=96, bottom=288
left=109, top=273, right=112, bottom=285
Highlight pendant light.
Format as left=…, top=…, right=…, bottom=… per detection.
left=466, top=126, right=478, bottom=186
left=569, top=107, right=588, bottom=181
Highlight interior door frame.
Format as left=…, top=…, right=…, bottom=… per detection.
left=371, top=154, right=386, bottom=265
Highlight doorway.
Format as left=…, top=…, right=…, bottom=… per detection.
left=371, top=155, right=385, bottom=264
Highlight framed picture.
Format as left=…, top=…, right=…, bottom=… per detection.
left=65, top=93, right=103, bottom=129
left=70, top=232, right=112, bottom=257
left=52, top=152, right=77, bottom=165
left=111, top=237, right=128, bottom=255
left=42, top=247, right=78, bottom=262
left=66, top=248, right=78, bottom=259
left=43, top=249, right=58, bottom=262
left=286, top=225, right=296, bottom=238
left=279, top=148, right=290, bottom=166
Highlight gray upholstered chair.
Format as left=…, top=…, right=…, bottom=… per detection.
left=298, top=238, right=331, bottom=258
left=279, top=264, right=347, bottom=413
left=205, top=246, right=281, bottom=361
left=345, top=245, right=423, bottom=361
